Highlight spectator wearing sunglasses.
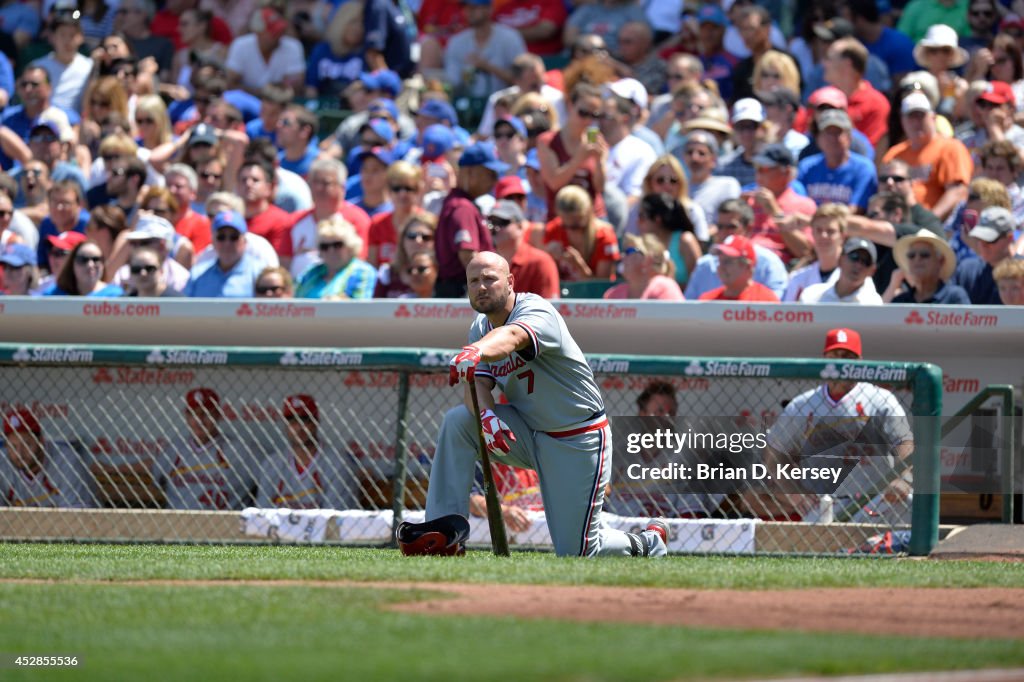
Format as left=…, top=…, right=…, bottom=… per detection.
left=374, top=213, right=437, bottom=299
left=883, top=229, right=968, bottom=304
left=126, top=245, right=182, bottom=297
left=799, top=237, right=882, bottom=304
left=254, top=266, right=294, bottom=299
left=366, top=161, right=425, bottom=268
left=488, top=200, right=559, bottom=299
left=184, top=210, right=264, bottom=298
left=113, top=214, right=191, bottom=292
left=44, top=239, right=124, bottom=296
left=604, top=233, right=684, bottom=301
left=295, top=215, right=375, bottom=300
left=952, top=206, right=1022, bottom=304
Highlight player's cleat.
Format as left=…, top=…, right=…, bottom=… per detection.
left=645, top=519, right=669, bottom=547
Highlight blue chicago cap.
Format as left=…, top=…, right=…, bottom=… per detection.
left=422, top=124, right=456, bottom=161
left=358, top=146, right=395, bottom=166
left=361, top=117, right=395, bottom=144
left=417, top=99, right=458, bottom=125
left=368, top=98, right=400, bottom=121
left=0, top=243, right=35, bottom=267
left=212, top=210, right=248, bottom=234
left=494, top=115, right=528, bottom=139
left=459, top=141, right=509, bottom=174
left=373, top=70, right=402, bottom=97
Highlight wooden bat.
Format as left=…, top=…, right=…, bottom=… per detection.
left=468, top=380, right=511, bottom=557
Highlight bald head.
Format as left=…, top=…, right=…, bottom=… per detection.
left=466, top=252, right=515, bottom=316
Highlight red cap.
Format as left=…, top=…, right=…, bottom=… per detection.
left=494, top=176, right=526, bottom=200
left=47, top=231, right=87, bottom=251
left=3, top=408, right=40, bottom=436
left=977, top=80, right=1016, bottom=106
left=823, top=328, right=862, bottom=357
left=1000, top=14, right=1024, bottom=32
left=712, top=235, right=756, bottom=264
left=283, top=394, right=318, bottom=421
left=185, top=387, right=221, bottom=414
left=258, top=8, right=288, bottom=39
left=808, top=86, right=849, bottom=110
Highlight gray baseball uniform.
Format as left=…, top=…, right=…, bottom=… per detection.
left=154, top=434, right=258, bottom=511
left=0, top=440, right=96, bottom=508
left=255, top=450, right=361, bottom=510
left=426, top=293, right=667, bottom=557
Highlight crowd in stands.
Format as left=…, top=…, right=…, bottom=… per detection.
left=0, top=0, right=1022, bottom=305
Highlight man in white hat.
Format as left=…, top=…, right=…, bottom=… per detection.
left=113, top=214, right=191, bottom=292
left=718, top=98, right=765, bottom=188
left=884, top=229, right=970, bottom=304
left=881, top=92, right=974, bottom=221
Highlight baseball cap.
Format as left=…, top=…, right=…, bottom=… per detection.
left=977, top=80, right=1016, bottom=107
left=488, top=199, right=525, bottom=223
left=843, top=236, right=877, bottom=264
left=813, top=17, right=855, bottom=42
left=47, top=231, right=86, bottom=251
left=125, top=214, right=175, bottom=244
left=31, top=114, right=73, bottom=143
left=817, top=108, right=853, bottom=131
left=752, top=143, right=796, bottom=168
left=901, top=92, right=933, bottom=115
left=368, top=98, right=400, bottom=122
left=0, top=243, right=35, bottom=268
left=421, top=124, right=456, bottom=161
left=683, top=130, right=720, bottom=156
left=697, top=4, right=727, bottom=26
left=3, top=408, right=40, bottom=435
left=823, top=328, right=862, bottom=358
left=712, top=234, right=756, bottom=263
left=731, top=98, right=765, bottom=124
left=185, top=387, right=220, bottom=414
left=357, top=146, right=395, bottom=167
left=417, top=99, right=458, bottom=125
left=969, top=206, right=1015, bottom=243
left=606, top=78, right=648, bottom=110
left=283, top=394, right=318, bottom=421
left=188, top=122, right=218, bottom=147
left=372, top=70, right=402, bottom=97
left=808, top=86, right=849, bottom=110
left=494, top=175, right=526, bottom=199
left=256, top=7, right=288, bottom=39
left=360, top=118, right=395, bottom=144
left=493, top=115, right=528, bottom=139
left=211, top=209, right=248, bottom=234
left=459, top=141, right=509, bottom=174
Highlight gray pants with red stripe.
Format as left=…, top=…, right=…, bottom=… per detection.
left=425, top=404, right=667, bottom=557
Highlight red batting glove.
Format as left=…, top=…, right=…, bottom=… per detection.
left=479, top=409, right=516, bottom=454
left=448, top=345, right=482, bottom=386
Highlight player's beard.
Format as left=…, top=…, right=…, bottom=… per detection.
left=471, top=286, right=509, bottom=315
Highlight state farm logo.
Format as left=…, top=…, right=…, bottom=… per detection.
left=419, top=351, right=448, bottom=367
left=92, top=366, right=196, bottom=386
left=558, top=303, right=572, bottom=318
left=236, top=303, right=254, bottom=317
left=904, top=310, right=925, bottom=325
left=559, top=304, right=637, bottom=320
left=12, top=346, right=94, bottom=363
left=904, top=309, right=997, bottom=328
left=820, top=363, right=841, bottom=380
left=394, top=304, right=411, bottom=318
left=588, top=358, right=630, bottom=373
left=93, top=368, right=114, bottom=384
left=829, top=364, right=908, bottom=382
left=684, top=360, right=705, bottom=376
left=146, top=348, right=228, bottom=365
left=402, top=304, right=475, bottom=319
left=279, top=350, right=363, bottom=366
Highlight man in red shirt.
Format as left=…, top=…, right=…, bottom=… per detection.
left=151, top=0, right=232, bottom=50
left=823, top=37, right=890, bottom=148
left=745, top=143, right=817, bottom=261
left=698, top=235, right=781, bottom=301
left=434, top=142, right=506, bottom=298
left=488, top=200, right=559, bottom=299
left=165, top=164, right=211, bottom=252
left=492, top=0, right=567, bottom=57
left=238, top=159, right=293, bottom=269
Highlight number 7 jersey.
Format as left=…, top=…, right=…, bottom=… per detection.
left=470, top=293, right=605, bottom=433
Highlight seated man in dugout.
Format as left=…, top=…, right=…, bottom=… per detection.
left=254, top=394, right=361, bottom=510
left=1, top=409, right=97, bottom=508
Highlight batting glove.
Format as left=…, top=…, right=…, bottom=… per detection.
left=479, top=409, right=516, bottom=454
left=449, top=345, right=482, bottom=386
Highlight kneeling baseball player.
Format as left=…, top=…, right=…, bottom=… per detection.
left=398, top=252, right=668, bottom=557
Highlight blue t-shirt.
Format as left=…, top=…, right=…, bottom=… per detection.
left=278, top=142, right=320, bottom=178
left=891, top=280, right=971, bottom=304
left=37, top=209, right=90, bottom=266
left=306, top=42, right=366, bottom=95
left=184, top=254, right=264, bottom=298
left=951, top=257, right=1017, bottom=305
left=700, top=52, right=738, bottom=103
left=864, top=26, right=919, bottom=76
left=362, top=0, right=414, bottom=78
left=245, top=118, right=276, bottom=145
left=0, top=5, right=41, bottom=39
left=44, top=283, right=124, bottom=297
left=797, top=152, right=878, bottom=211
left=1, top=104, right=80, bottom=142
left=168, top=90, right=261, bottom=125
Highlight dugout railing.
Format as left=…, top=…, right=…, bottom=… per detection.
left=0, top=344, right=943, bottom=556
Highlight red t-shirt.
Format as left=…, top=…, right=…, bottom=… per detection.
left=492, top=0, right=567, bottom=56
left=247, top=205, right=294, bottom=258
left=746, top=188, right=817, bottom=261
left=699, top=282, right=780, bottom=301
left=175, top=209, right=212, bottom=253
left=542, top=217, right=619, bottom=281
left=509, top=241, right=560, bottom=298
left=847, top=80, right=891, bottom=146
left=416, top=0, right=468, bottom=47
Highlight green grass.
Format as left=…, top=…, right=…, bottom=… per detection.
left=3, top=543, right=1024, bottom=589
left=1, top=544, right=1022, bottom=681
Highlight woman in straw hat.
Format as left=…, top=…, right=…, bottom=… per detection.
left=883, top=228, right=970, bottom=303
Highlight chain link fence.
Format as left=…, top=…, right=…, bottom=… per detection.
left=0, top=345, right=943, bottom=555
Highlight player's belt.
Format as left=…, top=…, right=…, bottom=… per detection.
left=545, top=414, right=609, bottom=439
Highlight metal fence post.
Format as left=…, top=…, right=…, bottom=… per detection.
left=390, top=370, right=412, bottom=545
left=998, top=387, right=1016, bottom=524
left=910, top=363, right=943, bottom=556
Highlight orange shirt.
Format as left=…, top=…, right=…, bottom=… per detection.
left=175, top=210, right=212, bottom=253
left=883, top=136, right=973, bottom=211
left=699, top=282, right=780, bottom=301
left=541, top=217, right=620, bottom=281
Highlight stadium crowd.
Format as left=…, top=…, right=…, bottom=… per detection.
left=0, top=0, right=1021, bottom=305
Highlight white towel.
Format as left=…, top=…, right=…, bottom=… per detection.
left=241, top=508, right=337, bottom=543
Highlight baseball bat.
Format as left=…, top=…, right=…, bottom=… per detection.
left=468, top=380, right=511, bottom=557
